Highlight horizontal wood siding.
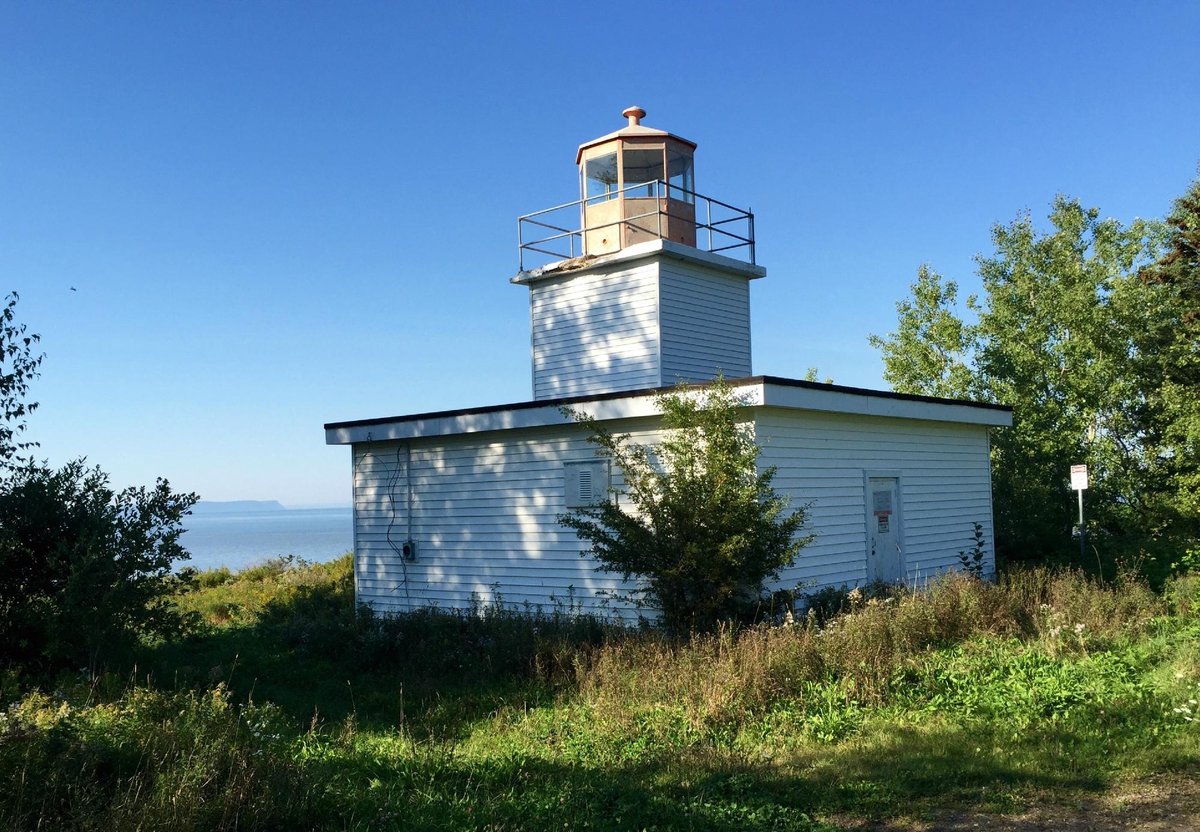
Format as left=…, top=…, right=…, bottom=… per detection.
left=351, top=420, right=665, bottom=618
left=659, top=262, right=751, bottom=383
left=755, top=408, right=996, bottom=592
left=350, top=406, right=997, bottom=619
left=530, top=265, right=660, bottom=400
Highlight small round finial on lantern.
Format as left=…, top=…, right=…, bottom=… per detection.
left=622, top=106, right=646, bottom=126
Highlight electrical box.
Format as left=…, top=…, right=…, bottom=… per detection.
left=401, top=539, right=417, bottom=561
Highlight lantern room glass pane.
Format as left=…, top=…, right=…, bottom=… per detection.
left=668, top=151, right=694, bottom=203
left=584, top=152, right=619, bottom=204
left=622, top=148, right=664, bottom=198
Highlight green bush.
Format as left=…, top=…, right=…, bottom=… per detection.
left=560, top=378, right=812, bottom=633
left=0, top=460, right=196, bottom=671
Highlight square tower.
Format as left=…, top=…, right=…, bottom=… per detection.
left=515, top=108, right=764, bottom=400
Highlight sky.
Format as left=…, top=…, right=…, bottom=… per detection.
left=2, top=1, right=1198, bottom=507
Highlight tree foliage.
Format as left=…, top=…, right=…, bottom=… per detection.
left=559, top=379, right=812, bottom=632
left=0, top=461, right=197, bottom=669
left=867, top=265, right=976, bottom=399
left=1131, top=175, right=1200, bottom=536
left=0, top=293, right=43, bottom=469
left=0, top=294, right=197, bottom=670
left=872, top=189, right=1200, bottom=571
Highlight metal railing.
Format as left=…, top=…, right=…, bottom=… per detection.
left=517, top=181, right=755, bottom=272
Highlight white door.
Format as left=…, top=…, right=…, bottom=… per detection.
left=868, top=477, right=903, bottom=582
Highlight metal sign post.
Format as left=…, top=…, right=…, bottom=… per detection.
left=1070, top=464, right=1088, bottom=561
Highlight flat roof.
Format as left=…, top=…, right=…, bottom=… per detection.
left=511, top=238, right=765, bottom=287
left=324, top=375, right=1012, bottom=445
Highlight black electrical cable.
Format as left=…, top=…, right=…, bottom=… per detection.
left=383, top=441, right=412, bottom=606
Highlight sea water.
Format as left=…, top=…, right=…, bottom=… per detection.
left=181, top=507, right=353, bottom=573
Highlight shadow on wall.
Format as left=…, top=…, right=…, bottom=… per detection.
left=352, top=419, right=661, bottom=620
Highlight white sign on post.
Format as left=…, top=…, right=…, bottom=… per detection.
left=1070, top=464, right=1089, bottom=491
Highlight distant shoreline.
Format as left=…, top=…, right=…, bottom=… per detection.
left=191, top=500, right=352, bottom=514
left=192, top=500, right=288, bottom=514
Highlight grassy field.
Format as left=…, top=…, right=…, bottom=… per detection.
left=1, top=555, right=1198, bottom=830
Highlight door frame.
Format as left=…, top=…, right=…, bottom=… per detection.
left=863, top=470, right=905, bottom=582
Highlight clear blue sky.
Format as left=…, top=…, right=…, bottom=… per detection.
left=3, top=2, right=1197, bottom=506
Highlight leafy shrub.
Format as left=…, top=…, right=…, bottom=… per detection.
left=0, top=296, right=197, bottom=673
left=0, top=460, right=196, bottom=670
left=560, top=378, right=812, bottom=633
left=192, top=565, right=233, bottom=589
left=1164, top=573, right=1200, bottom=622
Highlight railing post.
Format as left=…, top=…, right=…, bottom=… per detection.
left=706, top=197, right=713, bottom=252
left=748, top=210, right=755, bottom=265
left=518, top=219, right=524, bottom=271
left=657, top=180, right=663, bottom=240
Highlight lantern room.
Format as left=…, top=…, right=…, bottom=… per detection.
left=577, top=106, right=697, bottom=255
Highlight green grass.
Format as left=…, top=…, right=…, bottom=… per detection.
left=1, top=556, right=1198, bottom=830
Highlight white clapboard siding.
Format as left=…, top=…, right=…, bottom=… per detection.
left=659, top=261, right=751, bottom=383
left=530, top=266, right=660, bottom=400
left=528, top=252, right=755, bottom=400
left=347, top=398, right=1000, bottom=620
left=755, top=407, right=996, bottom=591
left=351, top=422, right=666, bottom=619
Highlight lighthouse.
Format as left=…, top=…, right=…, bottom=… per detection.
left=325, top=107, right=1011, bottom=617
left=514, top=107, right=764, bottom=401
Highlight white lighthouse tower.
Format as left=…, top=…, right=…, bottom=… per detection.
left=514, top=107, right=764, bottom=401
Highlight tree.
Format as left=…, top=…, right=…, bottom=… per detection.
left=871, top=196, right=1168, bottom=565
left=0, top=461, right=197, bottom=669
left=1130, top=174, right=1200, bottom=546
left=0, top=293, right=43, bottom=467
left=867, top=265, right=975, bottom=399
left=0, top=295, right=197, bottom=670
left=559, top=378, right=812, bottom=632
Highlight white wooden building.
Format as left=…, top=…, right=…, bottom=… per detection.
left=325, top=108, right=1012, bottom=617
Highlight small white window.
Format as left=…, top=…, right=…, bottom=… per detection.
left=564, top=461, right=610, bottom=508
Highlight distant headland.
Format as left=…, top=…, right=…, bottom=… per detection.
left=192, top=500, right=288, bottom=514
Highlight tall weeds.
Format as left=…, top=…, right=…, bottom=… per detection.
left=1, top=559, right=1191, bottom=831
left=0, top=682, right=308, bottom=831
left=574, top=568, right=1167, bottom=726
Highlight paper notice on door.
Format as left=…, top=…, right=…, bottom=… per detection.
left=873, top=489, right=892, bottom=512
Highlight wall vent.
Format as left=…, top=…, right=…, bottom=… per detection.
left=564, top=460, right=610, bottom=508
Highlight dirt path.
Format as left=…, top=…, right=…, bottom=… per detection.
left=838, top=774, right=1200, bottom=831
